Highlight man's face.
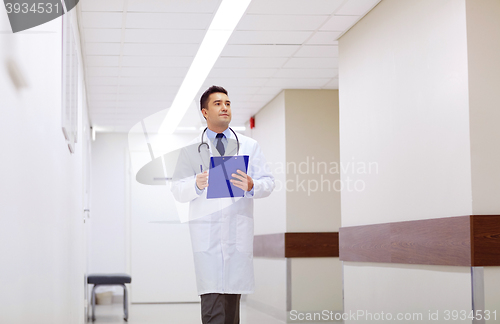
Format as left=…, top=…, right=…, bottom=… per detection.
left=202, top=92, right=232, bottom=129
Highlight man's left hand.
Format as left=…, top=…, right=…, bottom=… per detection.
left=230, top=170, right=254, bottom=191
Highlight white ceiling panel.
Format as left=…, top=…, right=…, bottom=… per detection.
left=246, top=0, right=344, bottom=15
left=127, top=0, right=220, bottom=13
left=88, top=106, right=116, bottom=112
left=204, top=78, right=270, bottom=87
left=236, top=102, right=268, bottom=109
left=320, top=15, right=360, bottom=31
left=213, top=57, right=288, bottom=69
left=220, top=45, right=300, bottom=58
left=126, top=13, right=212, bottom=29
left=229, top=94, right=255, bottom=102
left=228, top=31, right=311, bottom=45
left=196, top=85, right=259, bottom=99
left=119, top=77, right=183, bottom=86
left=90, top=110, right=159, bottom=118
left=255, top=87, right=283, bottom=95
left=116, top=85, right=179, bottom=94
left=120, top=67, right=189, bottom=77
left=88, top=108, right=117, bottom=114
left=92, top=101, right=170, bottom=109
left=91, top=109, right=142, bottom=115
left=294, top=45, right=338, bottom=58
left=81, top=0, right=124, bottom=12
left=121, top=56, right=193, bottom=67
left=323, top=78, right=339, bottom=89
left=117, top=101, right=171, bottom=112
left=274, top=68, right=338, bottom=79
left=265, top=78, right=332, bottom=88
left=85, top=43, right=122, bottom=56
left=88, top=85, right=119, bottom=94
left=89, top=93, right=120, bottom=101
left=84, top=28, right=122, bottom=42
left=87, top=67, right=121, bottom=77
left=88, top=103, right=116, bottom=110
left=224, top=87, right=261, bottom=95
left=237, top=15, right=329, bottom=31
left=195, top=86, right=239, bottom=99
left=90, top=94, right=170, bottom=101
left=124, top=29, right=205, bottom=43
left=122, top=43, right=198, bottom=56
left=283, top=57, right=338, bottom=69
left=91, top=93, right=172, bottom=101
left=82, top=12, right=124, bottom=29
left=93, top=116, right=145, bottom=124
left=80, top=0, right=380, bottom=132
left=250, top=94, right=279, bottom=103
left=208, top=68, right=278, bottom=78
left=87, top=76, right=120, bottom=86
left=336, top=0, right=381, bottom=16
left=306, top=31, right=342, bottom=44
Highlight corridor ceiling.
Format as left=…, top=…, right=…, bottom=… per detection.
left=79, top=0, right=380, bottom=133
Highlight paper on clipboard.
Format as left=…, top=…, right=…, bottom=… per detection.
left=207, top=155, right=249, bottom=199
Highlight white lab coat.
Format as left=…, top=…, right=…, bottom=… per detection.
left=171, top=130, right=274, bottom=295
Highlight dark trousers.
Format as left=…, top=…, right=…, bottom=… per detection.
left=200, top=293, right=241, bottom=324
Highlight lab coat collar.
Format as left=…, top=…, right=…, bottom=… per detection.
left=205, top=127, right=231, bottom=140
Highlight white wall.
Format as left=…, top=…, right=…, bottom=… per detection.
left=0, top=9, right=90, bottom=324
left=247, top=92, right=288, bottom=320
left=89, top=133, right=129, bottom=274
left=251, top=91, right=287, bottom=235
left=343, top=262, right=472, bottom=321
left=339, top=0, right=472, bottom=227
left=90, top=130, right=202, bottom=303
left=290, top=258, right=342, bottom=312
left=339, top=0, right=474, bottom=321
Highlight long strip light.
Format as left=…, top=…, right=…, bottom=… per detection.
left=158, top=0, right=252, bottom=135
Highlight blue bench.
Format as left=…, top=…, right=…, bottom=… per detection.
left=87, top=273, right=132, bottom=322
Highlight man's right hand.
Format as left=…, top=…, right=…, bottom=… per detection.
left=196, top=171, right=209, bottom=190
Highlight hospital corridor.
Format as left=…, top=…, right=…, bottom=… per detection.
left=1, top=0, right=500, bottom=323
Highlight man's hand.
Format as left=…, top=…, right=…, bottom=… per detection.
left=230, top=169, right=254, bottom=191
left=196, top=171, right=209, bottom=190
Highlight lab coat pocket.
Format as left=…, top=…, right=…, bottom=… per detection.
left=236, top=215, right=254, bottom=253
left=189, top=220, right=211, bottom=253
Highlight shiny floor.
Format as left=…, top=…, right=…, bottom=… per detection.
left=88, top=302, right=283, bottom=324
left=88, top=302, right=339, bottom=324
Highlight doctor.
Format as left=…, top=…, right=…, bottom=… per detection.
left=171, top=86, right=275, bottom=324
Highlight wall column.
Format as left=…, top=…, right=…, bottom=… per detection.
left=249, top=89, right=342, bottom=321
left=339, top=0, right=500, bottom=322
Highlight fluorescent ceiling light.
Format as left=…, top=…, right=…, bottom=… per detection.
left=158, top=0, right=252, bottom=135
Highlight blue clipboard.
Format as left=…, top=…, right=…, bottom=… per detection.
left=207, top=155, right=249, bottom=199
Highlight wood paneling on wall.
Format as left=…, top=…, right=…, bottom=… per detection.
left=339, top=215, right=500, bottom=266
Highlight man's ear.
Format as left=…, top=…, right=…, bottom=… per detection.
left=201, top=108, right=207, bottom=118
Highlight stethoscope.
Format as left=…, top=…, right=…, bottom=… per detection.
left=197, top=127, right=240, bottom=156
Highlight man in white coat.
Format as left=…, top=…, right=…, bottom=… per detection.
left=171, top=86, right=275, bottom=324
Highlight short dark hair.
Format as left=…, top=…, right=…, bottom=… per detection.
left=200, top=85, right=228, bottom=111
